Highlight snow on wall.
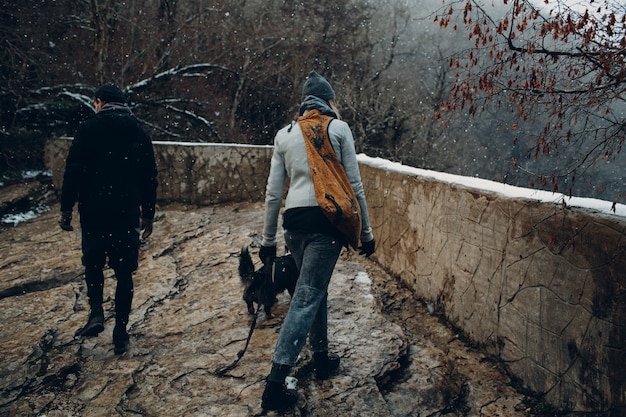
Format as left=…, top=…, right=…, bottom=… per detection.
left=358, top=154, right=626, bottom=219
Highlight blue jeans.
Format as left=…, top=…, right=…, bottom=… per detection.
left=272, top=231, right=343, bottom=367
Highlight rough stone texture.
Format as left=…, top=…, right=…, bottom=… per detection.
left=359, top=163, right=626, bottom=415
left=1, top=196, right=541, bottom=417
left=45, top=138, right=272, bottom=205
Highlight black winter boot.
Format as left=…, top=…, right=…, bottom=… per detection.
left=113, top=270, right=133, bottom=355
left=113, top=322, right=129, bottom=355
left=261, top=380, right=298, bottom=411
left=314, top=351, right=341, bottom=380
left=261, top=363, right=297, bottom=411
left=75, top=306, right=105, bottom=337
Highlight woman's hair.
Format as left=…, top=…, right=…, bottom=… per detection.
left=328, top=99, right=341, bottom=120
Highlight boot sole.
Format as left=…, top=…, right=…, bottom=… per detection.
left=114, top=341, right=129, bottom=355
left=261, top=401, right=297, bottom=412
left=75, top=323, right=105, bottom=338
left=261, top=386, right=298, bottom=411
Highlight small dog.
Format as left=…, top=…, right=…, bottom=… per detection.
left=238, top=245, right=299, bottom=317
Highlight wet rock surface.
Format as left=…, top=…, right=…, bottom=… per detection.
left=0, top=187, right=550, bottom=416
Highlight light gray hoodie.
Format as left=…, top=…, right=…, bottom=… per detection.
left=262, top=102, right=374, bottom=247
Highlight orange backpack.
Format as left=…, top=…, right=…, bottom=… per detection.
left=298, top=110, right=362, bottom=249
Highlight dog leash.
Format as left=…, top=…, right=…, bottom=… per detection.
left=214, top=256, right=274, bottom=377
left=214, top=303, right=262, bottom=376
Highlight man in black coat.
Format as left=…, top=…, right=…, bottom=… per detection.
left=59, top=83, right=158, bottom=355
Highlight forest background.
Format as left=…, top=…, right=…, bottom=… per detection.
left=1, top=0, right=624, bottom=202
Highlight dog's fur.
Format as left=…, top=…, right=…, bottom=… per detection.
left=238, top=246, right=299, bottom=317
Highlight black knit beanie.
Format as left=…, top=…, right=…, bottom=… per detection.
left=94, top=83, right=126, bottom=104
left=301, top=71, right=335, bottom=101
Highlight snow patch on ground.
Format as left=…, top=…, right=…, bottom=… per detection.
left=0, top=170, right=52, bottom=226
left=1, top=206, right=50, bottom=226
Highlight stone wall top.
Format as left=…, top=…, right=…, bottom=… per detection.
left=45, top=138, right=273, bottom=205
left=357, top=154, right=626, bottom=220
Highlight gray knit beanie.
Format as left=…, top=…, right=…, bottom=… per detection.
left=94, top=83, right=126, bottom=104
left=301, top=71, right=335, bottom=101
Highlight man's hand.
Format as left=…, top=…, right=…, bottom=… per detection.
left=140, top=218, right=153, bottom=240
left=259, top=245, right=276, bottom=264
left=359, top=238, right=376, bottom=257
left=59, top=211, right=73, bottom=231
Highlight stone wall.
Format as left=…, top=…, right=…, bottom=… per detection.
left=358, top=159, right=626, bottom=415
left=45, top=138, right=272, bottom=205
left=45, top=138, right=626, bottom=414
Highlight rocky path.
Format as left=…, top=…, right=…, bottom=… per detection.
left=0, top=194, right=544, bottom=416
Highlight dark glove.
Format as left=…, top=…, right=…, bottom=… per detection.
left=259, top=245, right=276, bottom=264
left=359, top=238, right=376, bottom=257
left=59, top=211, right=73, bottom=231
left=140, top=218, right=154, bottom=240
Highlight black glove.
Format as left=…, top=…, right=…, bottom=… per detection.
left=140, top=218, right=153, bottom=240
left=359, top=238, right=376, bottom=257
left=59, top=211, right=73, bottom=231
left=259, top=245, right=277, bottom=264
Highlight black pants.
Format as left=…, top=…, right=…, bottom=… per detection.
left=81, top=228, right=140, bottom=324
